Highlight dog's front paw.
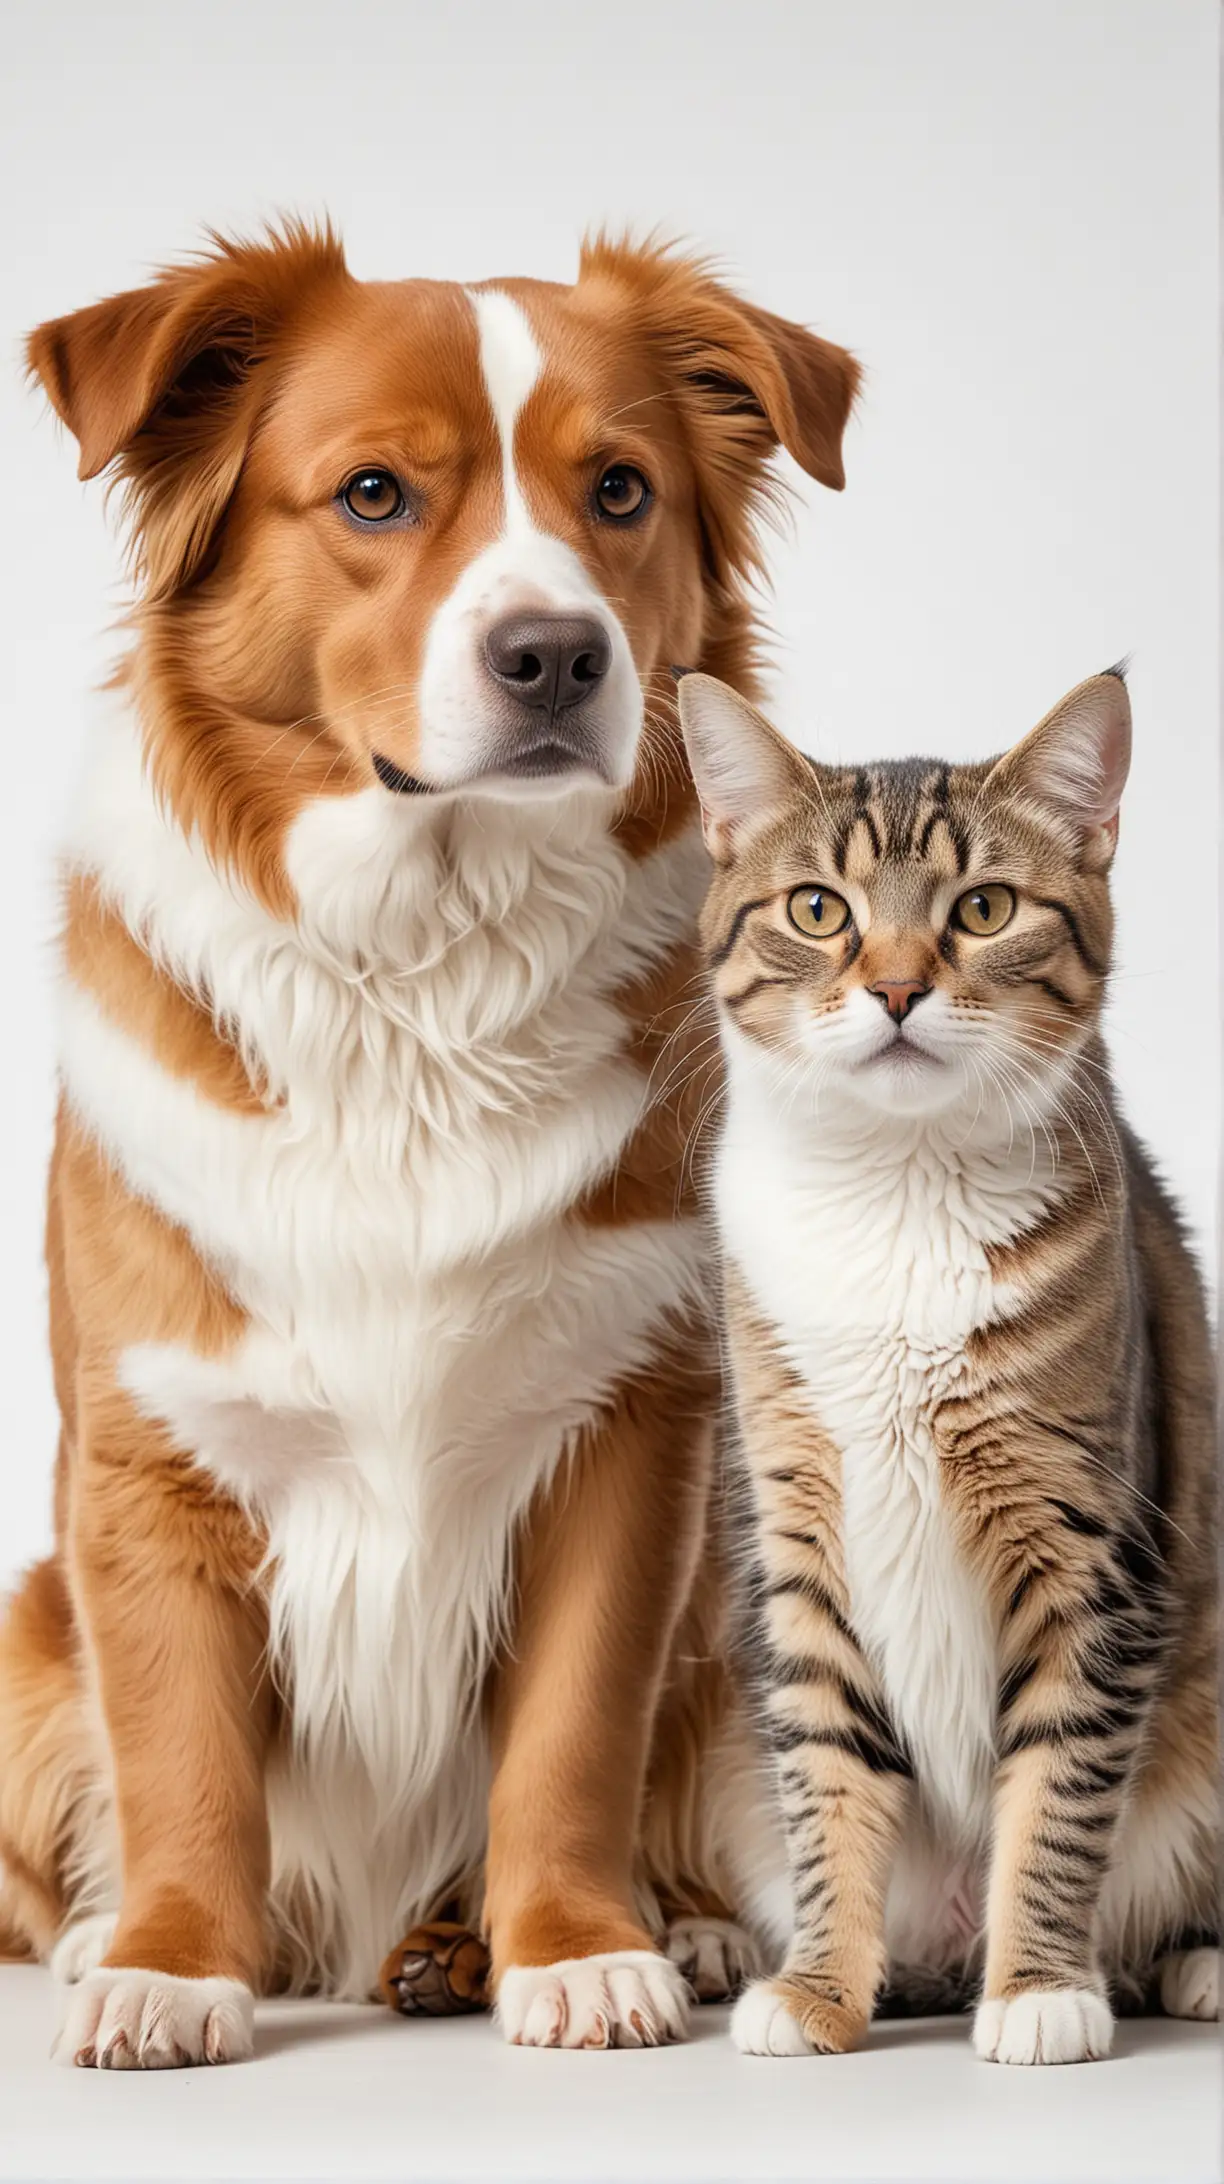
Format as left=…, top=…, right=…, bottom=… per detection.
left=1158, top=1948, right=1220, bottom=2021
left=973, top=1988, right=1113, bottom=2065
left=666, top=1915, right=760, bottom=2001
left=497, top=1949, right=689, bottom=2049
left=54, top=1968, right=254, bottom=2069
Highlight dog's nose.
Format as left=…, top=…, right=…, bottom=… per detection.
left=870, top=979, right=931, bottom=1022
left=485, top=615, right=611, bottom=713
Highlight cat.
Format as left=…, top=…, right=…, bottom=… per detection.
left=676, top=666, right=1218, bottom=2064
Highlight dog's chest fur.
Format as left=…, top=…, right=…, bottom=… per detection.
left=718, top=1058, right=1057, bottom=1846
left=59, top=707, right=709, bottom=1994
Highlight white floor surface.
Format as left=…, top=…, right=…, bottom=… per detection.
left=0, top=1967, right=1218, bottom=2183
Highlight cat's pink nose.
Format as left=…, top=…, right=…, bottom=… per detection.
left=871, top=979, right=930, bottom=1022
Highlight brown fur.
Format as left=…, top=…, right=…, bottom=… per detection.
left=3, top=224, right=858, bottom=2033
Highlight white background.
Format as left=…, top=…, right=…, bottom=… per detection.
left=0, top=0, right=1217, bottom=1592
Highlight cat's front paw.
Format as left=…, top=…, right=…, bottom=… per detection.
left=973, top=1988, right=1113, bottom=2065
left=732, top=1975, right=866, bottom=2057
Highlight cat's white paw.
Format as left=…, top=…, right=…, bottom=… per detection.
left=973, top=1988, right=1113, bottom=2065
left=54, top=1968, right=254, bottom=2069
left=666, top=1916, right=760, bottom=2001
left=49, top=1912, right=118, bottom=1986
left=731, top=1979, right=817, bottom=2056
left=1158, top=1948, right=1220, bottom=2021
left=497, top=1949, right=689, bottom=2049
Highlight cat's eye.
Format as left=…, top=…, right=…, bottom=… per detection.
left=786, top=885, right=851, bottom=939
left=952, top=884, right=1016, bottom=936
left=340, top=469, right=407, bottom=523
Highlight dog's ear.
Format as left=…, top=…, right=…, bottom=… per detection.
left=26, top=220, right=348, bottom=598
left=667, top=285, right=861, bottom=496
left=580, top=237, right=860, bottom=587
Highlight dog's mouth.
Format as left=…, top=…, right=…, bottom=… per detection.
left=492, top=741, right=596, bottom=780
left=373, top=735, right=611, bottom=798
left=372, top=752, right=431, bottom=796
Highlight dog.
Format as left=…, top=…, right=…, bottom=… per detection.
left=0, top=221, right=857, bottom=2065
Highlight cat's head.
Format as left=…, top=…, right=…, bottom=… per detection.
left=677, top=670, right=1131, bottom=1121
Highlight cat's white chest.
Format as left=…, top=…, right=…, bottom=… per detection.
left=717, top=1089, right=1049, bottom=1838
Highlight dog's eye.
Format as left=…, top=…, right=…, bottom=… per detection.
left=952, top=884, right=1015, bottom=936
left=340, top=470, right=406, bottom=523
left=594, top=466, right=651, bottom=522
left=786, top=886, right=851, bottom=939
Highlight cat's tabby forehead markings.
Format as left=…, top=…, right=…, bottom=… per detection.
left=677, top=672, right=1128, bottom=1125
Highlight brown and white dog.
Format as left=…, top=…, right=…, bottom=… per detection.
left=0, top=223, right=857, bottom=2065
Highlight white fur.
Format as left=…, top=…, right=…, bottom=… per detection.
left=469, top=286, right=542, bottom=532
left=731, top=1981, right=817, bottom=2057
left=412, top=290, right=641, bottom=796
left=972, top=1988, right=1113, bottom=2065
left=717, top=1027, right=1061, bottom=1852
left=59, top=699, right=710, bottom=2000
left=49, top=1911, right=118, bottom=1986
left=497, top=1950, right=689, bottom=2048
left=884, top=1824, right=984, bottom=1980
left=55, top=1969, right=254, bottom=2069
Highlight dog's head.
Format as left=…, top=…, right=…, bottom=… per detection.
left=29, top=223, right=857, bottom=902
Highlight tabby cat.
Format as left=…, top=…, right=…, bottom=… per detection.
left=677, top=667, right=1218, bottom=2063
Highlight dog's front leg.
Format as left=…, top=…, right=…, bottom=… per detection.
left=483, top=1359, right=709, bottom=2049
left=55, top=1380, right=272, bottom=2069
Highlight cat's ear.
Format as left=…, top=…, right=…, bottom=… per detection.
left=986, top=668, right=1132, bottom=857
left=676, top=674, right=813, bottom=860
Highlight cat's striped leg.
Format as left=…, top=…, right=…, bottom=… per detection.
left=974, top=1526, right=1163, bottom=2065
left=724, top=1312, right=912, bottom=2058
left=732, top=1569, right=911, bottom=2057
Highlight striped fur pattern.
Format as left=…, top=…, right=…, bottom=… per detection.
left=678, top=669, right=1218, bottom=2063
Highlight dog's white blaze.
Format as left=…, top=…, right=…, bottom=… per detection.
left=412, top=286, right=641, bottom=794
left=468, top=287, right=542, bottom=535
left=60, top=697, right=710, bottom=1998
left=716, top=1030, right=1060, bottom=1852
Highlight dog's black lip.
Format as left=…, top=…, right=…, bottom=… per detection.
left=373, top=752, right=432, bottom=795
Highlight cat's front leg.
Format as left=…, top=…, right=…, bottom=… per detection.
left=731, top=1542, right=911, bottom=2052
left=732, top=1719, right=910, bottom=2058
left=974, top=1522, right=1161, bottom=2066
